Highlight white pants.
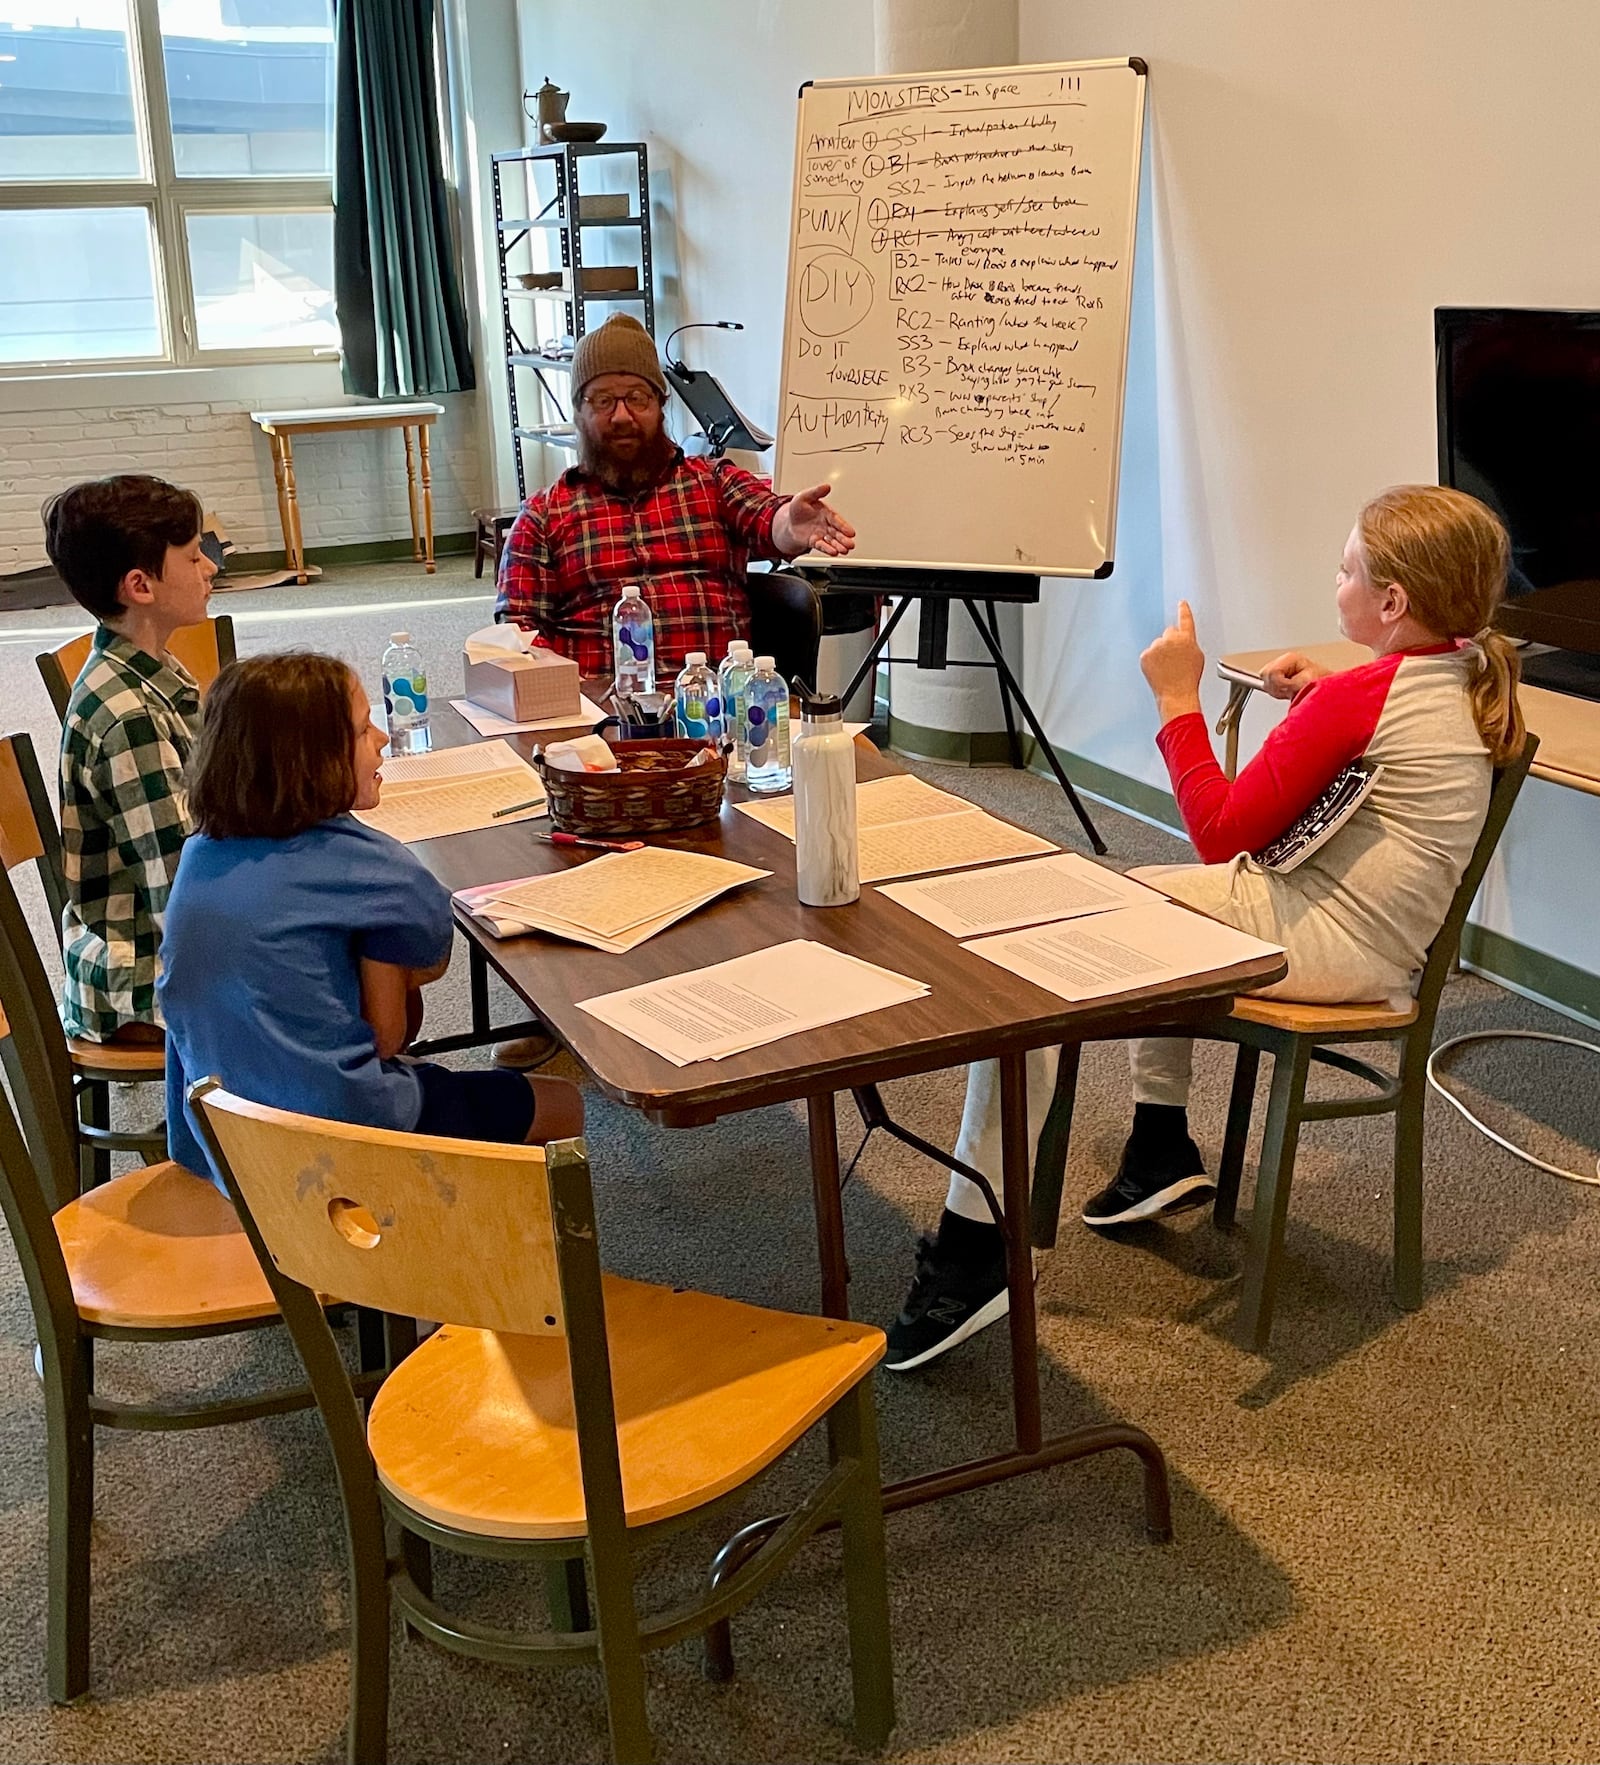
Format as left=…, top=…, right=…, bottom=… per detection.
left=945, top=859, right=1416, bottom=1220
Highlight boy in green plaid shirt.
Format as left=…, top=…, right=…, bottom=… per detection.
left=43, top=476, right=217, bottom=1044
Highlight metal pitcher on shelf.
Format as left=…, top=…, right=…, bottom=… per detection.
left=526, top=76, right=570, bottom=143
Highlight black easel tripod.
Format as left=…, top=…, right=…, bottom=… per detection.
left=831, top=566, right=1106, bottom=855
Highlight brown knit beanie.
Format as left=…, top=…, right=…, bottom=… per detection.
left=571, top=313, right=666, bottom=400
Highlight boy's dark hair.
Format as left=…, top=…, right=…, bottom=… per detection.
left=189, top=653, right=360, bottom=840
left=42, top=475, right=205, bottom=624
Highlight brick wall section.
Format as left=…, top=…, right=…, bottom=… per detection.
left=0, top=386, right=485, bottom=573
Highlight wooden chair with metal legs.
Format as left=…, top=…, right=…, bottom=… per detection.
left=1031, top=733, right=1539, bottom=1351
left=0, top=731, right=167, bottom=1186
left=0, top=845, right=329, bottom=1705
left=35, top=613, right=238, bottom=722
left=192, top=1085, right=897, bottom=1765
left=33, top=619, right=235, bottom=1162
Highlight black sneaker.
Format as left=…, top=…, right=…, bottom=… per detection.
left=884, top=1225, right=1009, bottom=1373
left=1082, top=1120, right=1214, bottom=1228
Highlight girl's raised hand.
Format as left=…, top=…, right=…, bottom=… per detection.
left=1140, top=600, right=1206, bottom=716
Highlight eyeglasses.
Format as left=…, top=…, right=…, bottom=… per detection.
left=583, top=388, right=660, bottom=415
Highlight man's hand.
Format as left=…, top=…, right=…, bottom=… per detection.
left=1260, top=651, right=1328, bottom=700
left=1140, top=599, right=1206, bottom=724
left=772, top=483, right=857, bottom=558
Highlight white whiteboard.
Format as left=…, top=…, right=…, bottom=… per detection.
left=774, top=59, right=1147, bottom=577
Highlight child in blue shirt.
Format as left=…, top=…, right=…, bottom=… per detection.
left=160, top=651, right=583, bottom=1180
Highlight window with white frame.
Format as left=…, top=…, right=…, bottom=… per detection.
left=0, top=0, right=337, bottom=371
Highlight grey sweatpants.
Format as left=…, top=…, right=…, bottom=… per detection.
left=945, top=858, right=1416, bottom=1220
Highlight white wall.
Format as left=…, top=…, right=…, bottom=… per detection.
left=443, top=0, right=526, bottom=509
left=515, top=0, right=875, bottom=478
left=1015, top=0, right=1600, bottom=983
left=505, top=0, right=1600, bottom=989
left=0, top=365, right=482, bottom=572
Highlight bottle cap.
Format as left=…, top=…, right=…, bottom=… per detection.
left=685, top=651, right=707, bottom=667
left=798, top=687, right=842, bottom=718
left=390, top=631, right=412, bottom=645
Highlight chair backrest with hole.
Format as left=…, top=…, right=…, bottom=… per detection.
left=193, top=1085, right=630, bottom=1544
left=36, top=615, right=237, bottom=723
left=0, top=732, right=66, bottom=937
left=1413, top=732, right=1540, bottom=1028
left=193, top=1087, right=571, bottom=1335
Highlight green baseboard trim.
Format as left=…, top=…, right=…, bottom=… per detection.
left=886, top=714, right=1021, bottom=766
left=886, top=716, right=1184, bottom=828
left=1459, top=924, right=1600, bottom=1029
left=227, top=531, right=476, bottom=573
left=1019, top=734, right=1182, bottom=831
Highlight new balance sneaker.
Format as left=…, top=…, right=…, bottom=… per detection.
left=1081, top=1108, right=1214, bottom=1228
left=884, top=1214, right=1009, bottom=1373
left=492, top=1030, right=557, bottom=1070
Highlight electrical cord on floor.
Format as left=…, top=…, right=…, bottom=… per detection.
left=1426, top=1029, right=1600, bottom=1185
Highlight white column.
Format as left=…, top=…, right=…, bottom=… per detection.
left=871, top=0, right=1023, bottom=754
left=441, top=0, right=525, bottom=511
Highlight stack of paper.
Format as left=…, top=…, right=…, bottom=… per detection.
left=453, top=846, right=770, bottom=952
left=577, top=939, right=929, bottom=1064
left=877, top=851, right=1165, bottom=937
left=354, top=740, right=546, bottom=843
left=736, top=773, right=1055, bottom=882
left=964, top=902, right=1284, bottom=1004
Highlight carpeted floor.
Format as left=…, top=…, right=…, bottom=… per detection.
left=0, top=561, right=1597, bottom=1763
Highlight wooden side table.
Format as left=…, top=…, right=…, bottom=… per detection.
left=1217, top=640, right=1600, bottom=791
left=249, top=402, right=446, bottom=585
left=472, top=506, right=520, bottom=580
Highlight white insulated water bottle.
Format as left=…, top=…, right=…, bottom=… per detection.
left=792, top=688, right=859, bottom=907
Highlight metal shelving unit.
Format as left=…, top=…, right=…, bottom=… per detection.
left=490, top=142, right=656, bottom=499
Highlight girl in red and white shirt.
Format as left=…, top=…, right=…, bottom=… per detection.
left=886, top=486, right=1524, bottom=1371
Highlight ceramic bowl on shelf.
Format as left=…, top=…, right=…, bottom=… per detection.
left=550, top=121, right=606, bottom=142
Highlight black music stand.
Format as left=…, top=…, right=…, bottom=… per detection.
left=828, top=564, right=1106, bottom=854
left=664, top=360, right=774, bottom=458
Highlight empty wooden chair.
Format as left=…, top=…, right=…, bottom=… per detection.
left=193, top=1085, right=896, bottom=1765
left=1031, top=734, right=1539, bottom=1350
left=36, top=613, right=237, bottom=722
left=0, top=840, right=322, bottom=1704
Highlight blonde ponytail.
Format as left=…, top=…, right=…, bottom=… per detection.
left=1466, top=628, right=1525, bottom=766
left=1358, top=485, right=1526, bottom=765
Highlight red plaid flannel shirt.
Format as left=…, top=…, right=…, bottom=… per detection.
left=494, top=451, right=791, bottom=676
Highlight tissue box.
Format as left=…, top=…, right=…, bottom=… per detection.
left=463, top=642, right=581, bottom=721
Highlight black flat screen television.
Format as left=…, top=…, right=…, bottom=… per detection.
left=1435, top=306, right=1600, bottom=698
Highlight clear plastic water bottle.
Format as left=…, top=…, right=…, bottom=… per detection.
left=744, top=655, right=792, bottom=793
left=673, top=651, right=722, bottom=741
left=612, top=585, right=656, bottom=697
left=719, top=641, right=753, bottom=781
left=380, top=631, right=431, bottom=756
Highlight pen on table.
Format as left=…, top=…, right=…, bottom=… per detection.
left=533, top=831, right=645, bottom=853
left=491, top=797, right=546, bottom=819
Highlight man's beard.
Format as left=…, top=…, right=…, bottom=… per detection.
left=577, top=422, right=677, bottom=493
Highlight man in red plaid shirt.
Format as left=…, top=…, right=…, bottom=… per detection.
left=495, top=314, right=856, bottom=676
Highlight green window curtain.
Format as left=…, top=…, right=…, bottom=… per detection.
left=333, top=0, right=475, bottom=398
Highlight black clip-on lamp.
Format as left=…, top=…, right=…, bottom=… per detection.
left=662, top=321, right=774, bottom=458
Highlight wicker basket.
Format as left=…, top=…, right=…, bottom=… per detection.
left=533, top=739, right=726, bottom=835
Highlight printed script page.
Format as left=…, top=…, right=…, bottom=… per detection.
left=735, top=772, right=977, bottom=840
left=488, top=847, right=769, bottom=941
left=963, top=902, right=1284, bottom=1004
left=353, top=740, right=547, bottom=842
left=857, top=810, right=1055, bottom=883
left=576, top=939, right=929, bottom=1065
left=877, top=852, right=1164, bottom=936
